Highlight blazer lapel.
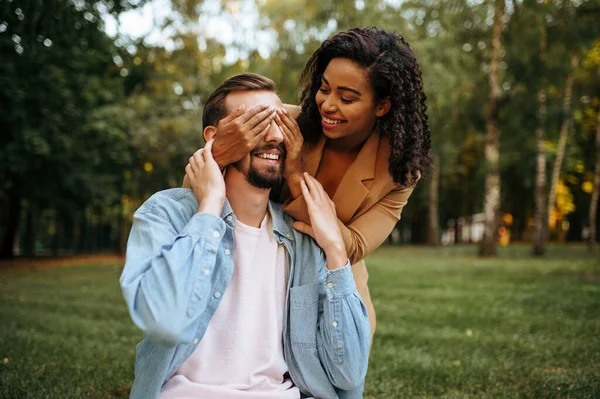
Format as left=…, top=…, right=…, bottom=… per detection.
left=302, top=136, right=327, bottom=177
left=279, top=137, right=326, bottom=203
left=332, top=130, right=380, bottom=224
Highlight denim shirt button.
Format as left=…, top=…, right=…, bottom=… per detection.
left=225, top=249, right=231, bottom=255
left=214, top=291, right=221, bottom=298
left=332, top=321, right=338, bottom=328
left=192, top=338, right=199, bottom=344
left=327, top=282, right=334, bottom=289
left=227, top=215, right=233, bottom=222
left=212, top=231, right=220, bottom=238
left=203, top=268, right=209, bottom=275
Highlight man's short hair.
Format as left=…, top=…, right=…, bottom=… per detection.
left=202, top=73, right=277, bottom=130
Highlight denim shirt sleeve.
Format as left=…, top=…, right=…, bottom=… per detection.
left=119, top=197, right=226, bottom=347
left=318, top=262, right=371, bottom=390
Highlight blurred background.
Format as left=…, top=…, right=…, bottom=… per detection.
left=1, top=0, right=599, bottom=258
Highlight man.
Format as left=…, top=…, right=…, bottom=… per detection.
left=120, top=73, right=370, bottom=399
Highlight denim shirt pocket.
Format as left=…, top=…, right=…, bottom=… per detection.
left=289, top=282, right=320, bottom=347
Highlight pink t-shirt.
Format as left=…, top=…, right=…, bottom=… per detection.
left=159, top=213, right=300, bottom=399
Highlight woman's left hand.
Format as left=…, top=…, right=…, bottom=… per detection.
left=275, top=108, right=304, bottom=184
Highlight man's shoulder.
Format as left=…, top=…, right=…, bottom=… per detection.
left=136, top=188, right=197, bottom=218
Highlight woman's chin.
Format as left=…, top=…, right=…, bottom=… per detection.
left=321, top=128, right=345, bottom=140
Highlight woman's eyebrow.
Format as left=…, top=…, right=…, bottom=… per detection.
left=322, top=76, right=362, bottom=96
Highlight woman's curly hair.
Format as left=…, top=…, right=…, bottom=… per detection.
left=297, top=27, right=431, bottom=187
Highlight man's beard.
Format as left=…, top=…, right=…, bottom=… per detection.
left=232, top=144, right=285, bottom=189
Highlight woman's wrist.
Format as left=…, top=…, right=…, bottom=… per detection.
left=286, top=171, right=305, bottom=199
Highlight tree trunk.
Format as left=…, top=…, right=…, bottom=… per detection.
left=76, top=210, right=87, bottom=253
left=547, top=54, right=578, bottom=235
left=0, top=183, right=22, bottom=259
left=51, top=210, right=64, bottom=257
left=589, top=110, right=600, bottom=250
left=532, top=25, right=548, bottom=256
left=427, top=154, right=440, bottom=246
left=532, top=87, right=548, bottom=255
left=480, top=0, right=505, bottom=257
left=91, top=208, right=99, bottom=252
left=23, top=206, right=35, bottom=257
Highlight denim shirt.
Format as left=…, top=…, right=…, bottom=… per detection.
left=120, top=188, right=370, bottom=399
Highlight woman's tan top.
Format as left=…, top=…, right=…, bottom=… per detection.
left=281, top=128, right=415, bottom=267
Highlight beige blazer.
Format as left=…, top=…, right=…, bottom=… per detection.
left=281, top=128, right=416, bottom=336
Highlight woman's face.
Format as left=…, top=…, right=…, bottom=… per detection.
left=315, top=57, right=390, bottom=146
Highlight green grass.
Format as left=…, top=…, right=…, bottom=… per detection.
left=0, top=245, right=598, bottom=398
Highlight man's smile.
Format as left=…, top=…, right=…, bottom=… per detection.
left=256, top=153, right=280, bottom=160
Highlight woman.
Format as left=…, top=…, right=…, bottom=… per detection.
left=187, top=27, right=431, bottom=342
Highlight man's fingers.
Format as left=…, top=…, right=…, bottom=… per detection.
left=188, top=155, right=197, bottom=170
left=241, top=104, right=271, bottom=124
left=182, top=174, right=191, bottom=188
left=185, top=164, right=194, bottom=178
left=204, top=139, right=213, bottom=151
left=202, top=140, right=217, bottom=164
left=300, top=179, right=310, bottom=201
left=292, top=221, right=315, bottom=239
left=220, top=104, right=246, bottom=125
left=303, top=172, right=323, bottom=201
left=192, top=149, right=205, bottom=166
left=300, top=180, right=316, bottom=209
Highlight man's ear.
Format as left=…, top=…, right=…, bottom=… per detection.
left=203, top=126, right=217, bottom=142
left=375, top=97, right=391, bottom=118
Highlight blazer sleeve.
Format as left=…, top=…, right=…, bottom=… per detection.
left=283, top=184, right=414, bottom=265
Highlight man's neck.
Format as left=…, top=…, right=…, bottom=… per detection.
left=224, top=167, right=270, bottom=228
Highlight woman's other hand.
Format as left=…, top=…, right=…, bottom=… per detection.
left=212, top=104, right=278, bottom=168
left=275, top=108, right=305, bottom=198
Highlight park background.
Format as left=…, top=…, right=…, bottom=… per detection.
left=1, top=0, right=599, bottom=398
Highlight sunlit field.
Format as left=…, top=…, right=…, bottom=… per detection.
left=1, top=245, right=598, bottom=398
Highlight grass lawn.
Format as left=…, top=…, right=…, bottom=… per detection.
left=0, top=245, right=599, bottom=398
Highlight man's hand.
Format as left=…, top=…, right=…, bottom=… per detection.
left=212, top=104, right=278, bottom=168
left=296, top=173, right=348, bottom=270
left=185, top=140, right=226, bottom=216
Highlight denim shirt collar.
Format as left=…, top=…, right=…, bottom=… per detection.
left=219, top=198, right=293, bottom=242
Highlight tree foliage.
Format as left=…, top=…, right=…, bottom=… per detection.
left=1, top=0, right=599, bottom=258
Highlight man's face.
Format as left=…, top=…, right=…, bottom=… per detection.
left=225, top=90, right=286, bottom=189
